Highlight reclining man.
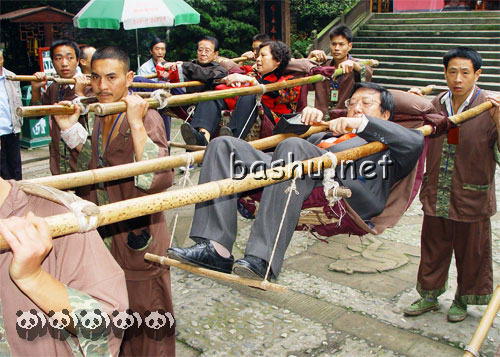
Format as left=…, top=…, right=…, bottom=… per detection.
left=168, top=82, right=425, bottom=280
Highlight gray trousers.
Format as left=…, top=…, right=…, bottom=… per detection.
left=190, top=136, right=325, bottom=276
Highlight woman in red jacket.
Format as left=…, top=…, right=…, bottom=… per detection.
left=181, top=41, right=300, bottom=144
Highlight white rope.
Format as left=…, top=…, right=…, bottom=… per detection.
left=258, top=83, right=267, bottom=94
left=178, top=152, right=194, bottom=187
left=321, top=152, right=346, bottom=226
left=69, top=200, right=99, bottom=232
left=171, top=106, right=195, bottom=143
left=72, top=97, right=90, bottom=115
left=18, top=182, right=99, bottom=233
left=169, top=153, right=195, bottom=247
left=237, top=101, right=259, bottom=139
left=151, top=89, right=169, bottom=109
left=322, top=152, right=339, bottom=205
left=464, top=345, right=479, bottom=357
left=264, top=164, right=303, bottom=281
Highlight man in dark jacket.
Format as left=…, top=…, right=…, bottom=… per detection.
left=168, top=82, right=425, bottom=282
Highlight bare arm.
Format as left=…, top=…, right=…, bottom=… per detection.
left=0, top=213, right=76, bottom=334
left=123, top=94, right=149, bottom=161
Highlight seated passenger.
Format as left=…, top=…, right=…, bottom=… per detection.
left=167, top=82, right=425, bottom=281
left=181, top=40, right=300, bottom=145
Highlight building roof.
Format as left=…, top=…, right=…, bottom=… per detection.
left=0, top=6, right=74, bottom=21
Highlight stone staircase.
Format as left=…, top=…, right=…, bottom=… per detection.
left=350, top=11, right=500, bottom=92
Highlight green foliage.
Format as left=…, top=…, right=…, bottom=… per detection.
left=291, top=0, right=358, bottom=36
left=165, top=0, right=260, bottom=61
left=290, top=33, right=310, bottom=58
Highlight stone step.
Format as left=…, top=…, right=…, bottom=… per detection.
left=372, top=10, right=500, bottom=18
left=353, top=54, right=500, bottom=67
left=369, top=17, right=500, bottom=24
left=372, top=75, right=500, bottom=92
left=357, top=29, right=500, bottom=38
left=355, top=36, right=500, bottom=44
left=374, top=68, right=499, bottom=83
left=350, top=48, right=500, bottom=59
left=378, top=61, right=500, bottom=75
left=354, top=42, right=500, bottom=52
left=363, top=23, right=500, bottom=31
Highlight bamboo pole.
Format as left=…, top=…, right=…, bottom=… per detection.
left=331, top=59, right=380, bottom=79
left=3, top=140, right=371, bottom=252
left=168, top=141, right=206, bottom=151
left=93, top=75, right=325, bottom=116
left=137, top=73, right=158, bottom=79
left=26, top=126, right=328, bottom=189
left=215, top=56, right=249, bottom=63
left=17, top=74, right=325, bottom=118
left=129, top=80, right=205, bottom=89
left=25, top=98, right=494, bottom=190
left=463, top=283, right=500, bottom=357
left=6, top=75, right=88, bottom=85
left=419, top=85, right=436, bottom=95
left=7, top=74, right=205, bottom=90
left=144, top=253, right=287, bottom=293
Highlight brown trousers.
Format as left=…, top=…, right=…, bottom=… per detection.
left=417, top=215, right=493, bottom=304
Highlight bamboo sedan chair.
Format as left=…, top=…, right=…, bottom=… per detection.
left=238, top=90, right=437, bottom=238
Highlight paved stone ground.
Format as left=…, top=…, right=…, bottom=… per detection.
left=21, top=114, right=500, bottom=357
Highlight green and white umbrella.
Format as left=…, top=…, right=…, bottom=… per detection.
left=73, top=0, right=200, bottom=29
left=73, top=0, right=200, bottom=68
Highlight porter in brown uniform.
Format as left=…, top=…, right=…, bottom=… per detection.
left=308, top=25, right=373, bottom=114
left=54, top=46, right=175, bottom=355
left=404, top=47, right=500, bottom=322
left=0, top=179, right=128, bottom=356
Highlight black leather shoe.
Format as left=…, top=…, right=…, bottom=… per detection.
left=232, top=255, right=274, bottom=281
left=167, top=241, right=234, bottom=274
left=181, top=123, right=208, bottom=146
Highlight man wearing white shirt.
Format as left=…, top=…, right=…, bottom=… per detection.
left=0, top=49, right=23, bottom=180
left=138, top=37, right=166, bottom=81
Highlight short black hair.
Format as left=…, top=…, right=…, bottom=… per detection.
left=252, top=34, right=271, bottom=43
left=50, top=39, right=80, bottom=61
left=329, top=24, right=353, bottom=43
left=443, top=47, right=482, bottom=72
left=351, top=82, right=395, bottom=121
left=199, top=36, right=219, bottom=52
left=79, top=45, right=95, bottom=60
left=258, top=41, right=291, bottom=74
left=91, top=46, right=130, bottom=72
left=149, top=37, right=166, bottom=51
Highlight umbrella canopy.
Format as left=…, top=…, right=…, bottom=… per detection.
left=73, top=0, right=200, bottom=30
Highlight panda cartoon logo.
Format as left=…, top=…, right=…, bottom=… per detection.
left=16, top=309, right=47, bottom=341
left=76, top=309, right=110, bottom=341
left=111, top=309, right=142, bottom=340
left=47, top=309, right=75, bottom=341
left=143, top=309, right=175, bottom=341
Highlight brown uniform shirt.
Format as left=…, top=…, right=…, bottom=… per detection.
left=88, top=109, right=175, bottom=355
left=313, top=57, right=373, bottom=114
left=41, top=83, right=93, bottom=175
left=0, top=181, right=128, bottom=356
left=420, top=87, right=499, bottom=221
